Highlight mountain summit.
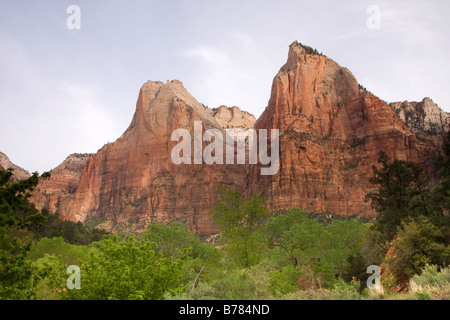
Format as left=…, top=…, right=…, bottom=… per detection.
left=30, top=42, right=448, bottom=234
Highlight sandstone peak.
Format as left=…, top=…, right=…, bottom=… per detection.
left=249, top=41, right=436, bottom=218
left=33, top=41, right=447, bottom=235
left=120, top=79, right=225, bottom=154
left=283, top=40, right=333, bottom=72
left=209, top=105, right=256, bottom=129
left=288, top=40, right=324, bottom=56
left=51, top=153, right=93, bottom=173
left=0, top=151, right=30, bottom=180
left=35, top=78, right=250, bottom=234
left=32, top=152, right=93, bottom=214
left=390, top=97, right=450, bottom=134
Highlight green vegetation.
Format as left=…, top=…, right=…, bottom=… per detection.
left=33, top=210, right=108, bottom=245
left=299, top=43, right=324, bottom=56
left=364, top=135, right=450, bottom=291
left=0, top=169, right=50, bottom=299
left=209, top=186, right=271, bottom=267
left=365, top=151, right=431, bottom=242
left=0, top=132, right=448, bottom=300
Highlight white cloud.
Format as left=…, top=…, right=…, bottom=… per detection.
left=179, top=31, right=272, bottom=117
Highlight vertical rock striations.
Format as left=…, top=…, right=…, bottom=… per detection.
left=390, top=98, right=449, bottom=135
left=31, top=41, right=447, bottom=234
left=33, top=153, right=92, bottom=215
left=55, top=80, right=248, bottom=234
left=248, top=41, right=440, bottom=218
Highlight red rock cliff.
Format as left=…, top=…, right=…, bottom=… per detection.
left=52, top=80, right=248, bottom=234
left=248, top=41, right=440, bottom=218
left=32, top=42, right=446, bottom=233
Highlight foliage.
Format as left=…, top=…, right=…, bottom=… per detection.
left=32, top=254, right=68, bottom=300
left=27, top=237, right=91, bottom=265
left=415, top=291, right=432, bottom=300
left=0, top=230, right=37, bottom=299
left=33, top=210, right=109, bottom=245
left=139, top=221, right=221, bottom=288
left=0, top=169, right=49, bottom=230
left=409, top=265, right=450, bottom=300
left=326, top=220, right=368, bottom=278
left=322, top=278, right=361, bottom=300
left=387, top=217, right=449, bottom=282
left=428, top=131, right=450, bottom=228
left=173, top=262, right=276, bottom=300
left=54, top=235, right=187, bottom=300
left=365, top=149, right=450, bottom=289
left=268, top=264, right=306, bottom=296
left=365, top=151, right=430, bottom=242
left=209, top=186, right=272, bottom=267
left=0, top=168, right=50, bottom=299
left=410, top=265, right=450, bottom=289
left=265, top=208, right=367, bottom=288
left=277, top=278, right=361, bottom=300
left=139, top=221, right=216, bottom=260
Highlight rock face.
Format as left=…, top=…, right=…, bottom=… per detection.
left=0, top=152, right=30, bottom=180
left=247, top=41, right=440, bottom=218
left=40, top=80, right=249, bottom=234
left=389, top=98, right=449, bottom=135
left=33, top=153, right=92, bottom=215
left=32, top=41, right=447, bottom=234
left=209, top=105, right=256, bottom=129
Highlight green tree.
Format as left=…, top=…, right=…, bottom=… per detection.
left=139, top=221, right=221, bottom=289
left=55, top=235, right=186, bottom=300
left=428, top=131, right=450, bottom=228
left=139, top=221, right=215, bottom=260
left=365, top=151, right=430, bottom=241
left=33, top=210, right=108, bottom=245
left=27, top=236, right=91, bottom=265
left=265, top=208, right=325, bottom=268
left=326, top=220, right=368, bottom=278
left=209, top=186, right=271, bottom=267
left=385, top=216, right=450, bottom=284
left=0, top=168, right=50, bottom=299
left=265, top=208, right=367, bottom=288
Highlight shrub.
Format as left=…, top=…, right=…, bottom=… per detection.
left=388, top=217, right=449, bottom=283
left=53, top=235, right=187, bottom=300
left=409, top=265, right=450, bottom=299
left=27, top=237, right=91, bottom=265
left=325, top=279, right=361, bottom=300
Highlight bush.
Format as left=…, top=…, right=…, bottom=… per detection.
left=33, top=211, right=108, bottom=245
left=276, top=279, right=361, bottom=300
left=415, top=291, right=432, bottom=300
left=176, top=262, right=275, bottom=300
left=269, top=265, right=304, bottom=296
left=27, top=237, right=91, bottom=265
left=48, top=235, right=187, bottom=300
left=139, top=221, right=221, bottom=289
left=388, top=217, right=449, bottom=284
left=409, top=265, right=450, bottom=299
left=411, top=265, right=450, bottom=288
left=324, top=279, right=361, bottom=300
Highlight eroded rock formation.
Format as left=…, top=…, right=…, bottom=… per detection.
left=37, top=80, right=250, bottom=234
left=0, top=152, right=30, bottom=180
left=29, top=41, right=448, bottom=234
left=33, top=153, right=92, bottom=215
left=247, top=41, right=444, bottom=218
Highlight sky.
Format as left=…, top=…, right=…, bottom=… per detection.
left=0, top=0, right=449, bottom=174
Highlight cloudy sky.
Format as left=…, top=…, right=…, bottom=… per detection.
left=1, top=0, right=449, bottom=173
